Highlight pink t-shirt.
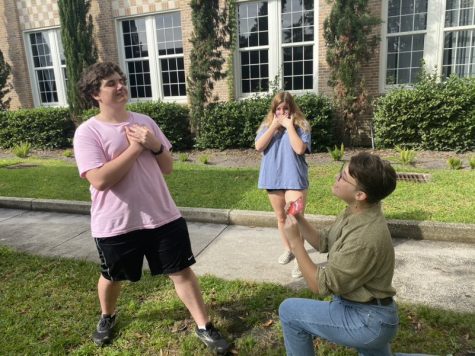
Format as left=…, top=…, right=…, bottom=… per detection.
left=73, top=112, right=181, bottom=238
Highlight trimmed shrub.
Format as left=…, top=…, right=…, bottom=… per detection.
left=0, top=107, right=74, bottom=149
left=80, top=101, right=193, bottom=151
left=373, top=74, right=475, bottom=152
left=196, top=93, right=335, bottom=151
left=127, top=101, right=193, bottom=151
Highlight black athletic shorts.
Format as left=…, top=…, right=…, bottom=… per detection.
left=94, top=217, right=196, bottom=282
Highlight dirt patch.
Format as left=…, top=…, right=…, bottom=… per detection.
left=1, top=148, right=474, bottom=170
left=174, top=148, right=475, bottom=170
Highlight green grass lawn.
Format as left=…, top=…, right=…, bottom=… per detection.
left=0, top=157, right=474, bottom=223
left=0, top=246, right=473, bottom=355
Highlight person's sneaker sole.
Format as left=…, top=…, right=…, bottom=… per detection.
left=92, top=331, right=113, bottom=346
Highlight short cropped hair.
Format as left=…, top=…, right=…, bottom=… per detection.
left=78, top=62, right=127, bottom=107
left=348, top=152, right=397, bottom=204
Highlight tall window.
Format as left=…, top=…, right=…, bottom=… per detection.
left=238, top=2, right=269, bottom=93
left=237, top=0, right=316, bottom=96
left=26, top=29, right=67, bottom=106
left=442, top=0, right=475, bottom=78
left=281, top=0, right=314, bottom=90
left=119, top=12, right=186, bottom=101
left=385, top=0, right=428, bottom=85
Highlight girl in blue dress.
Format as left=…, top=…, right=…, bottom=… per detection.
left=255, top=92, right=311, bottom=278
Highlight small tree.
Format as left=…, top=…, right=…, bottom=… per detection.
left=0, top=49, right=12, bottom=110
left=323, top=0, right=381, bottom=144
left=58, top=0, right=97, bottom=119
left=187, top=0, right=230, bottom=135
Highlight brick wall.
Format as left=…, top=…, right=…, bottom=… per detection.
left=2, top=0, right=382, bottom=144
left=318, top=0, right=382, bottom=146
left=180, top=0, right=231, bottom=104
left=90, top=1, right=118, bottom=63
left=0, top=0, right=33, bottom=109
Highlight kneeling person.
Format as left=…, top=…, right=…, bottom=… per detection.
left=279, top=152, right=398, bottom=355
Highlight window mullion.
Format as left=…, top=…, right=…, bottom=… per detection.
left=425, top=0, right=445, bottom=75
left=50, top=30, right=67, bottom=106
left=146, top=16, right=161, bottom=100
left=268, top=0, right=280, bottom=89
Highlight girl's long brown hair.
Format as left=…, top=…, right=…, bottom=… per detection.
left=257, top=92, right=310, bottom=133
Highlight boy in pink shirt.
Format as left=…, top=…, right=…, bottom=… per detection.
left=74, top=62, right=229, bottom=353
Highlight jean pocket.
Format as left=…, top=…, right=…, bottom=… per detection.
left=363, top=310, right=399, bottom=346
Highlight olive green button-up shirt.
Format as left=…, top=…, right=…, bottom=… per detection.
left=317, top=203, right=396, bottom=302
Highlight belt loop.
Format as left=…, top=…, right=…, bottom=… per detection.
left=376, top=298, right=382, bottom=306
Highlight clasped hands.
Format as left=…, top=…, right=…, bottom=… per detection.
left=125, top=124, right=161, bottom=153
left=271, top=112, right=294, bottom=130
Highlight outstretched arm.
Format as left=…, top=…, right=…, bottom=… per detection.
left=284, top=215, right=320, bottom=294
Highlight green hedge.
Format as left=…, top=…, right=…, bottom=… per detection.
left=196, top=93, right=335, bottom=151
left=126, top=101, right=193, bottom=151
left=80, top=102, right=193, bottom=151
left=0, top=107, right=74, bottom=149
left=373, top=75, right=475, bottom=152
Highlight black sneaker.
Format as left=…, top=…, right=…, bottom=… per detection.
left=92, top=314, right=117, bottom=346
left=195, top=322, right=230, bottom=354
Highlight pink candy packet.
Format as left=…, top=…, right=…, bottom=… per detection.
left=287, top=197, right=304, bottom=216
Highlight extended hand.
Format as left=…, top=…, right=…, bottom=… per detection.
left=284, top=214, right=304, bottom=249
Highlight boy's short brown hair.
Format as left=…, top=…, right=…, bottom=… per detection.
left=349, top=152, right=397, bottom=204
left=78, top=62, right=127, bottom=107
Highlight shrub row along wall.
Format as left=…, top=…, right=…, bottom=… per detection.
left=0, top=93, right=336, bottom=152
left=0, top=108, right=75, bottom=149
left=373, top=75, right=475, bottom=152
left=197, top=93, right=336, bottom=151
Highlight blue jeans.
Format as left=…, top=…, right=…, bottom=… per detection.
left=279, top=296, right=399, bottom=356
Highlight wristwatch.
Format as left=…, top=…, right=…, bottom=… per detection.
left=152, top=144, right=164, bottom=156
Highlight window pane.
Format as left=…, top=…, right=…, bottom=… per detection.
left=156, top=12, right=183, bottom=56
left=239, top=49, right=268, bottom=93
left=238, top=1, right=267, bottom=48
left=386, top=34, right=425, bottom=84
left=443, top=30, right=475, bottom=78
left=127, top=60, right=152, bottom=98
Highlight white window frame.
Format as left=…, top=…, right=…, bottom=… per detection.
left=116, top=11, right=187, bottom=104
left=24, top=28, right=67, bottom=107
left=380, top=0, right=475, bottom=92
left=234, top=0, right=318, bottom=99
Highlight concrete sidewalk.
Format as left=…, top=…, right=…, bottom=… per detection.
left=0, top=206, right=474, bottom=314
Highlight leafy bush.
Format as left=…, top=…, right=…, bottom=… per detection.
left=327, top=143, right=345, bottom=161
left=196, top=93, right=335, bottom=151
left=0, top=108, right=74, bottom=149
left=79, top=102, right=193, bottom=151
left=373, top=73, right=475, bottom=152
left=395, top=145, right=416, bottom=165
left=198, top=155, right=209, bottom=164
left=12, top=142, right=31, bottom=158
left=127, top=101, right=193, bottom=151
left=447, top=157, right=462, bottom=170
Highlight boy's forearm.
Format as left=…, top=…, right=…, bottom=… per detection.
left=296, top=215, right=320, bottom=250
left=86, top=145, right=142, bottom=190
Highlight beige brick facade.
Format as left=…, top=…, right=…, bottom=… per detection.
left=1, top=0, right=382, bottom=142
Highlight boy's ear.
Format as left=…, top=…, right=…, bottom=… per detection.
left=355, top=190, right=367, bottom=202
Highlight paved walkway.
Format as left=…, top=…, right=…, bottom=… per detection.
left=0, top=207, right=474, bottom=313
